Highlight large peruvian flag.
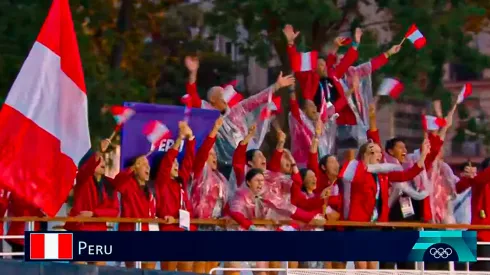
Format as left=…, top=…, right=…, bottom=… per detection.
left=0, top=0, right=90, bottom=216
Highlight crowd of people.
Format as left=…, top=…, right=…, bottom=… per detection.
left=0, top=24, right=489, bottom=274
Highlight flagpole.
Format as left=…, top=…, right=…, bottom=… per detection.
left=399, top=37, right=407, bottom=46
left=108, top=130, right=117, bottom=142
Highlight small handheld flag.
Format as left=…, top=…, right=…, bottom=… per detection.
left=291, top=51, right=319, bottom=72
left=222, top=85, right=243, bottom=108
left=109, top=106, right=135, bottom=141
left=402, top=24, right=426, bottom=49
left=456, top=83, right=472, bottom=104
left=422, top=115, right=446, bottom=131
left=143, top=120, right=171, bottom=150
left=111, top=106, right=135, bottom=126
left=30, top=233, right=73, bottom=260
left=378, top=78, right=404, bottom=99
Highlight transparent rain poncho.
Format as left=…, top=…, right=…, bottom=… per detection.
left=228, top=183, right=297, bottom=231
left=288, top=108, right=337, bottom=168
left=215, top=86, right=275, bottom=166
left=190, top=163, right=229, bottom=219
left=338, top=62, right=374, bottom=143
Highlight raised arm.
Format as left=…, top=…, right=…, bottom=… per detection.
left=179, top=124, right=196, bottom=184
left=238, top=72, right=295, bottom=112
left=156, top=124, right=184, bottom=186
left=332, top=28, right=362, bottom=78
left=184, top=56, right=202, bottom=108
left=308, top=119, right=322, bottom=177
left=268, top=127, right=285, bottom=172
left=193, top=117, right=222, bottom=178
left=76, top=139, right=111, bottom=189
left=232, top=124, right=257, bottom=187
left=289, top=92, right=303, bottom=124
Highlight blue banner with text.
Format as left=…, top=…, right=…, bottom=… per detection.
left=24, top=231, right=477, bottom=262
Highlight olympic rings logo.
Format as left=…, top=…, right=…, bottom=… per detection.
left=429, top=247, right=453, bottom=259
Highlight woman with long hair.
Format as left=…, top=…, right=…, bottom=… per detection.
left=227, top=168, right=325, bottom=275
left=156, top=121, right=196, bottom=272
left=65, top=139, right=119, bottom=266
left=191, top=117, right=227, bottom=274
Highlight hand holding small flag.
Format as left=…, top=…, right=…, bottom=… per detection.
left=400, top=24, right=426, bottom=49
left=109, top=106, right=135, bottom=141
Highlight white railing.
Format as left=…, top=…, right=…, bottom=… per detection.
left=1, top=218, right=490, bottom=272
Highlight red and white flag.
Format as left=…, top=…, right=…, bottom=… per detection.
left=223, top=85, right=243, bottom=108
left=291, top=51, right=319, bottom=72
left=456, top=83, right=472, bottom=104
left=143, top=121, right=171, bottom=148
left=110, top=106, right=135, bottom=130
left=405, top=24, right=426, bottom=49
left=422, top=115, right=446, bottom=131
left=378, top=78, right=404, bottom=99
left=0, top=0, right=90, bottom=216
left=260, top=96, right=282, bottom=120
left=30, top=233, right=73, bottom=260
left=339, top=160, right=359, bottom=182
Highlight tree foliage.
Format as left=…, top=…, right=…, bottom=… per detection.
left=207, top=0, right=490, bottom=147
left=0, top=0, right=236, bottom=142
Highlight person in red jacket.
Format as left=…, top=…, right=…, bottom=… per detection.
left=283, top=24, right=361, bottom=125
left=191, top=118, right=225, bottom=274
left=341, top=138, right=430, bottom=269
left=456, top=158, right=490, bottom=271
left=231, top=124, right=284, bottom=188
left=227, top=168, right=325, bottom=275
left=112, top=150, right=154, bottom=269
left=6, top=195, right=43, bottom=259
left=156, top=121, right=195, bottom=272
left=65, top=139, right=119, bottom=266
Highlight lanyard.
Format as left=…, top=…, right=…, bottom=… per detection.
left=319, top=81, right=331, bottom=102
left=148, top=193, right=156, bottom=217
left=180, top=188, right=186, bottom=210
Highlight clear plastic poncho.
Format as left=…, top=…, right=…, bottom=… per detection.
left=429, top=160, right=457, bottom=224
left=288, top=111, right=337, bottom=168
left=338, top=62, right=374, bottom=143
left=384, top=151, right=432, bottom=210
left=228, top=182, right=297, bottom=231
left=190, top=163, right=229, bottom=219
left=215, top=86, right=275, bottom=166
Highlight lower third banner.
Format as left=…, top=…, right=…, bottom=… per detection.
left=24, top=231, right=477, bottom=262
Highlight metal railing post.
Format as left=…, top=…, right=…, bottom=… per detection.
left=135, top=222, right=142, bottom=269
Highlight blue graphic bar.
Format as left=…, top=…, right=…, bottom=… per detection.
left=24, top=231, right=477, bottom=262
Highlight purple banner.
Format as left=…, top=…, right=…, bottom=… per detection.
left=121, top=102, right=220, bottom=170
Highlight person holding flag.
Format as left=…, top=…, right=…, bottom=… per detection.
left=182, top=56, right=294, bottom=168
left=64, top=138, right=119, bottom=266
left=288, top=85, right=338, bottom=168
left=154, top=121, right=196, bottom=272
left=190, top=117, right=227, bottom=274
left=111, top=149, right=156, bottom=269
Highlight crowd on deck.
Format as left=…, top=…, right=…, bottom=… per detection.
left=0, top=24, right=489, bottom=274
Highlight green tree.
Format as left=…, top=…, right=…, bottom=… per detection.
left=206, top=0, right=490, bottom=149
left=0, top=0, right=236, bottom=142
